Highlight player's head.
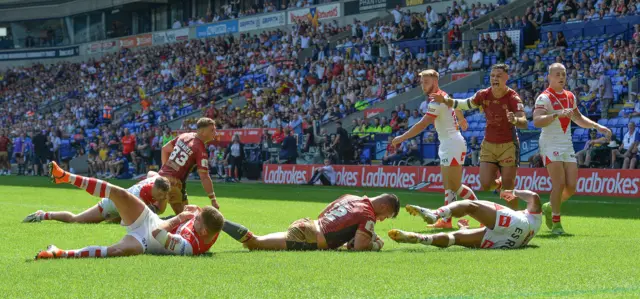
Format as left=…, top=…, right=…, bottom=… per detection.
left=194, top=206, right=225, bottom=237
left=547, top=63, right=567, bottom=90
left=324, top=158, right=331, bottom=165
left=152, top=176, right=171, bottom=201
left=490, top=64, right=509, bottom=88
left=419, top=69, right=439, bottom=94
left=370, top=193, right=400, bottom=222
left=196, top=117, right=217, bottom=142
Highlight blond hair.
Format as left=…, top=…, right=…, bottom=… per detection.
left=201, top=206, right=225, bottom=234
left=419, top=69, right=440, bottom=80
left=196, top=117, right=216, bottom=129
left=548, top=63, right=566, bottom=73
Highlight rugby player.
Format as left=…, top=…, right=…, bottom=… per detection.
left=222, top=194, right=399, bottom=251
left=159, top=117, right=219, bottom=214
left=35, top=162, right=224, bottom=259
left=392, top=69, right=477, bottom=229
left=389, top=189, right=542, bottom=249
left=431, top=64, right=527, bottom=209
left=533, top=63, right=612, bottom=234
left=23, top=171, right=170, bottom=224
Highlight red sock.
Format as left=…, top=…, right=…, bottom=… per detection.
left=64, top=246, right=108, bottom=258
left=552, top=214, right=561, bottom=223
left=456, top=185, right=477, bottom=200
left=43, top=213, right=51, bottom=220
left=68, top=174, right=111, bottom=198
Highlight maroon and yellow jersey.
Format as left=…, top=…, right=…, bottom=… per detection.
left=472, top=87, right=523, bottom=143
left=171, top=217, right=219, bottom=255
left=317, top=195, right=377, bottom=249
left=159, top=133, right=209, bottom=182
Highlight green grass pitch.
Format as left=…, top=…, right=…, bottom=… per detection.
left=1, top=176, right=639, bottom=298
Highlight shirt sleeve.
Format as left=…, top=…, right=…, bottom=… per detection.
left=357, top=211, right=376, bottom=238
left=568, top=92, right=578, bottom=109
left=471, top=89, right=486, bottom=107
left=510, top=92, right=524, bottom=112
left=164, top=233, right=194, bottom=256
left=534, top=93, right=551, bottom=112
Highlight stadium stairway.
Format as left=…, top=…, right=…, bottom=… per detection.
left=460, top=0, right=535, bottom=43
left=321, top=71, right=487, bottom=133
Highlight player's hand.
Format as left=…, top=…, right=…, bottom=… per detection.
left=506, top=111, right=516, bottom=124
left=177, top=211, right=196, bottom=222
left=558, top=108, right=574, bottom=118
left=372, top=236, right=384, bottom=251
left=596, top=125, right=612, bottom=139
left=500, top=190, right=517, bottom=202
left=429, top=93, right=447, bottom=105
left=391, top=136, right=403, bottom=147
left=211, top=199, right=220, bottom=210
left=458, top=118, right=468, bottom=131
left=183, top=205, right=201, bottom=213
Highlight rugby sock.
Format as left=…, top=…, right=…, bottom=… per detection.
left=552, top=213, right=561, bottom=223
left=43, top=212, right=51, bottom=220
left=67, top=174, right=111, bottom=198
left=63, top=246, right=108, bottom=258
left=443, top=190, right=456, bottom=222
left=418, top=235, right=433, bottom=246
left=456, top=185, right=477, bottom=200
left=222, top=220, right=254, bottom=243
left=434, top=206, right=452, bottom=220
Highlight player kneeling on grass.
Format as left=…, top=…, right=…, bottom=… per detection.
left=35, top=162, right=224, bottom=259
left=389, top=190, right=542, bottom=249
left=23, top=171, right=170, bottom=224
left=223, top=194, right=399, bottom=251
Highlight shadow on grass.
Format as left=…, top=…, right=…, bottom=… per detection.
left=535, top=233, right=576, bottom=239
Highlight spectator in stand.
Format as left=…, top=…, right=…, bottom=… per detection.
left=280, top=127, right=298, bottom=164
left=120, top=128, right=136, bottom=167
left=0, top=130, right=11, bottom=175
left=577, top=129, right=609, bottom=168
left=333, top=121, right=353, bottom=164
left=304, top=158, right=336, bottom=186
left=225, top=134, right=245, bottom=182
left=611, top=122, right=637, bottom=169
left=382, top=135, right=402, bottom=165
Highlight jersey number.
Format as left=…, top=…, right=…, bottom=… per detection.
left=169, top=146, right=189, bottom=166
left=324, top=206, right=348, bottom=221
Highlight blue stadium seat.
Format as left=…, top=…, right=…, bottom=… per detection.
left=598, top=118, right=608, bottom=126
left=618, top=117, right=630, bottom=128
left=608, top=118, right=619, bottom=127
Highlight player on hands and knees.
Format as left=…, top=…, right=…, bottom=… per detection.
left=222, top=194, right=399, bottom=251
left=431, top=64, right=527, bottom=210
left=23, top=171, right=170, bottom=224
left=34, top=162, right=224, bottom=259
left=392, top=69, right=477, bottom=229
left=389, top=189, right=542, bottom=249
left=159, top=117, right=219, bottom=214
left=533, top=63, right=612, bottom=235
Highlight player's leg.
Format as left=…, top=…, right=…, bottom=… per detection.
left=35, top=235, right=143, bottom=260
left=406, top=200, right=498, bottom=228
left=447, top=165, right=477, bottom=201
left=389, top=228, right=486, bottom=248
left=48, top=161, right=145, bottom=226
left=479, top=162, right=501, bottom=190
left=166, top=178, right=185, bottom=214
left=544, top=161, right=565, bottom=233
left=500, top=166, right=518, bottom=209
left=23, top=205, right=105, bottom=223
left=433, top=165, right=454, bottom=228
left=222, top=218, right=287, bottom=250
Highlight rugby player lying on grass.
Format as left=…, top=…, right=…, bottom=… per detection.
left=222, top=194, right=399, bottom=251
left=35, top=162, right=224, bottom=259
left=23, top=171, right=170, bottom=224
left=389, top=190, right=542, bottom=249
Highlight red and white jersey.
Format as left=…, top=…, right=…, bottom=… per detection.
left=534, top=88, right=577, bottom=146
left=171, top=217, right=219, bottom=255
left=127, top=176, right=156, bottom=206
left=426, top=89, right=463, bottom=141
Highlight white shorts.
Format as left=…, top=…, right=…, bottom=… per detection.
left=125, top=207, right=169, bottom=255
left=480, top=204, right=541, bottom=249
left=439, top=135, right=467, bottom=166
left=539, top=141, right=576, bottom=166
left=98, top=198, right=119, bottom=220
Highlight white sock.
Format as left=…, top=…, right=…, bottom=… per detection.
left=443, top=190, right=456, bottom=222
left=434, top=206, right=451, bottom=220
left=64, top=246, right=109, bottom=258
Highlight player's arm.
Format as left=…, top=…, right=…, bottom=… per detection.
left=352, top=231, right=384, bottom=251
left=146, top=171, right=159, bottom=178
left=571, top=108, right=612, bottom=139
left=503, top=190, right=542, bottom=214
left=512, top=111, right=528, bottom=129
left=532, top=94, right=563, bottom=128
left=454, top=109, right=468, bottom=131
left=161, top=138, right=177, bottom=165
left=393, top=113, right=435, bottom=145
left=151, top=213, right=195, bottom=255
left=195, top=147, right=218, bottom=208
left=430, top=92, right=480, bottom=110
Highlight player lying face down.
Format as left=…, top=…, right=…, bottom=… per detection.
left=222, top=193, right=400, bottom=251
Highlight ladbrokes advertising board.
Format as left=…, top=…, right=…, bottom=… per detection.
left=263, top=165, right=640, bottom=197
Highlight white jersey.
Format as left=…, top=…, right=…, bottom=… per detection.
left=481, top=205, right=543, bottom=249
left=98, top=176, right=157, bottom=220
left=534, top=88, right=577, bottom=147
left=426, top=99, right=463, bottom=141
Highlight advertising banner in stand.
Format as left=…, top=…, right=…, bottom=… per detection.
left=239, top=12, right=286, bottom=32
left=119, top=33, right=152, bottom=49
left=451, top=72, right=471, bottom=81
left=86, top=40, right=117, bottom=54
left=359, top=0, right=387, bottom=11
left=196, top=20, right=239, bottom=38
left=263, top=165, right=640, bottom=198
left=152, top=28, right=189, bottom=45
left=0, top=46, right=79, bottom=61
left=287, top=3, right=341, bottom=25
